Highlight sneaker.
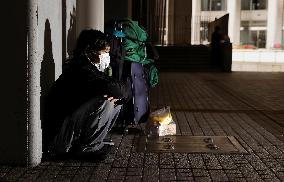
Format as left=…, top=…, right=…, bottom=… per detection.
left=76, top=145, right=112, bottom=162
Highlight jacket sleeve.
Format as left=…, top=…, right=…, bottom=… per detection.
left=82, top=66, right=132, bottom=100
left=107, top=77, right=132, bottom=100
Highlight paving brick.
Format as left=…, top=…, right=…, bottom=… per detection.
left=275, top=171, right=284, bottom=180
left=107, top=167, right=126, bottom=180
left=128, top=152, right=144, bottom=168
left=245, top=177, right=264, bottom=182
left=264, top=145, right=284, bottom=159
left=194, top=112, right=215, bottom=136
left=159, top=153, right=175, bottom=168
left=72, top=166, right=94, bottom=182
left=126, top=167, right=143, bottom=176
left=238, top=164, right=262, bottom=179
left=37, top=165, right=64, bottom=181
left=192, top=169, right=210, bottom=177
left=0, top=166, right=12, bottom=179
left=2, top=72, right=284, bottom=182
left=194, top=176, right=212, bottom=182
left=77, top=161, right=97, bottom=167
left=17, top=168, right=46, bottom=182
left=1, top=167, right=26, bottom=181
left=173, top=153, right=191, bottom=168
left=244, top=154, right=269, bottom=171
left=142, top=167, right=159, bottom=182
left=203, top=113, right=227, bottom=136
left=159, top=168, right=175, bottom=181
left=58, top=166, right=79, bottom=175
left=0, top=166, right=12, bottom=174
left=208, top=169, right=229, bottom=181
left=125, top=175, right=142, bottom=182
left=175, top=111, right=193, bottom=135
left=112, top=135, right=134, bottom=168
left=188, top=154, right=206, bottom=169
left=62, top=160, right=81, bottom=167
left=202, top=154, right=222, bottom=170
left=216, top=155, right=237, bottom=170
left=145, top=153, right=159, bottom=166
left=185, top=112, right=204, bottom=136
left=225, top=169, right=244, bottom=180
left=176, top=168, right=193, bottom=180
left=262, top=178, right=281, bottom=182
left=53, top=174, right=73, bottom=181
left=255, top=150, right=271, bottom=159
left=89, top=163, right=111, bottom=181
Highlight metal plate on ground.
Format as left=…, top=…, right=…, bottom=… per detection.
left=136, top=136, right=248, bottom=154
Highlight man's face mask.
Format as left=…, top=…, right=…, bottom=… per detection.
left=96, top=52, right=110, bottom=72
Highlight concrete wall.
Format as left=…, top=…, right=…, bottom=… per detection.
left=36, top=0, right=78, bottom=166
left=77, top=0, right=104, bottom=33
left=38, top=0, right=62, bottom=80
left=0, top=0, right=78, bottom=166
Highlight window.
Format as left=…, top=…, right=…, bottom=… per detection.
left=241, top=0, right=251, bottom=10
left=241, top=0, right=267, bottom=10
left=211, top=0, right=224, bottom=10
left=240, top=21, right=267, bottom=48
left=200, top=21, right=209, bottom=43
left=201, top=0, right=226, bottom=11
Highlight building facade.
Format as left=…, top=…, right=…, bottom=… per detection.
left=192, top=0, right=284, bottom=49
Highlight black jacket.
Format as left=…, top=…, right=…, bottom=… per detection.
left=43, top=57, right=131, bottom=146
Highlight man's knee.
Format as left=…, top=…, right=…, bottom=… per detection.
left=101, top=100, right=114, bottom=112
left=103, top=99, right=121, bottom=110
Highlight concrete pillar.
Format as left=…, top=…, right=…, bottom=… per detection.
left=78, top=0, right=104, bottom=33
left=227, top=0, right=241, bottom=45
left=191, top=0, right=201, bottom=44
left=164, top=0, right=169, bottom=45
left=267, top=0, right=284, bottom=49
left=167, top=0, right=175, bottom=45
left=27, top=0, right=42, bottom=167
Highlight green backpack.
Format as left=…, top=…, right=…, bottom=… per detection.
left=119, top=18, right=158, bottom=88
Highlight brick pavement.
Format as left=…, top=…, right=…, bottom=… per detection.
left=1, top=72, right=284, bottom=182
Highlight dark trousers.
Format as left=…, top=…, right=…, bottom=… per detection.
left=51, top=98, right=121, bottom=154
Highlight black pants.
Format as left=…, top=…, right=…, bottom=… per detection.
left=51, top=97, right=121, bottom=154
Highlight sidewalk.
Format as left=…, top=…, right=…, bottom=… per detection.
left=1, top=72, right=284, bottom=182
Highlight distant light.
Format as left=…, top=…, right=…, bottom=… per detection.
left=249, top=27, right=266, bottom=31
left=240, top=27, right=267, bottom=31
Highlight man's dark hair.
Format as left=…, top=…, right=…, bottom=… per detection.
left=73, top=29, right=110, bottom=58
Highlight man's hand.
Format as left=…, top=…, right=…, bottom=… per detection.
left=103, top=95, right=118, bottom=102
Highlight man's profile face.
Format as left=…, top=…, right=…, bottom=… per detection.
left=89, top=46, right=110, bottom=64
left=96, top=46, right=110, bottom=64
